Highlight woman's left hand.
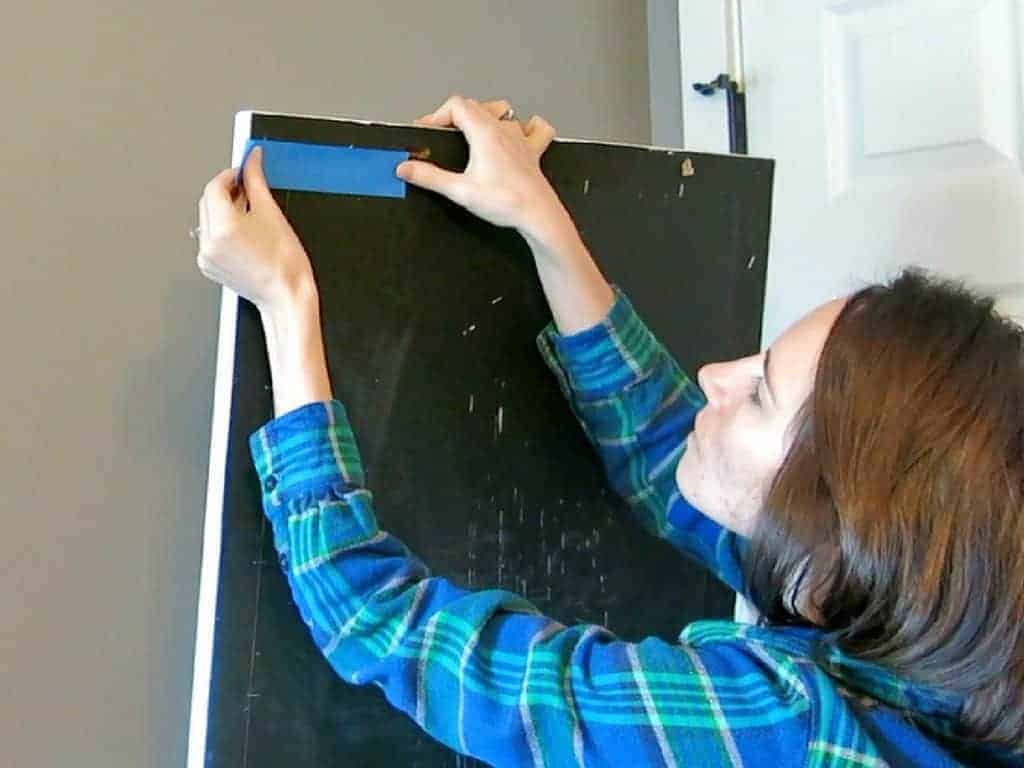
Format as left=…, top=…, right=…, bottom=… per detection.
left=196, top=147, right=315, bottom=311
left=397, top=95, right=561, bottom=237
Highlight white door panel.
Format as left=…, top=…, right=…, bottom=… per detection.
left=678, top=2, right=734, bottom=154
left=682, top=0, right=1024, bottom=344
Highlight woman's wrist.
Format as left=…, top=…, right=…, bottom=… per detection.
left=259, top=266, right=319, bottom=319
left=517, top=189, right=580, bottom=257
left=516, top=196, right=615, bottom=335
left=259, top=277, right=333, bottom=418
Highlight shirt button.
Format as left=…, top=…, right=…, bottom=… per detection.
left=278, top=551, right=289, bottom=569
left=263, top=475, right=278, bottom=493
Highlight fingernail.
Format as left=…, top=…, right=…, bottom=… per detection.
left=395, top=162, right=407, bottom=178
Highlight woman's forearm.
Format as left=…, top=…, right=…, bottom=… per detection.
left=521, top=201, right=615, bottom=336
left=258, top=278, right=333, bottom=418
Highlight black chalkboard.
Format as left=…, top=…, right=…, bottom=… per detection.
left=197, top=113, right=773, bottom=767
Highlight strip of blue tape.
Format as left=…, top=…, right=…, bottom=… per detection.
left=240, top=138, right=408, bottom=198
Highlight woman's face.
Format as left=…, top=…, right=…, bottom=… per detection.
left=676, top=298, right=847, bottom=536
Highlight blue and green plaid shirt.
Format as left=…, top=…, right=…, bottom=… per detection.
left=249, top=288, right=1016, bottom=767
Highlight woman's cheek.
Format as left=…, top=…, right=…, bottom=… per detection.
left=675, top=442, right=710, bottom=511
left=741, top=424, right=788, bottom=503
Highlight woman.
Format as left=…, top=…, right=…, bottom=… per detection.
left=196, top=95, right=1024, bottom=766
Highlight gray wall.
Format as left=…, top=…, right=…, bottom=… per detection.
left=0, top=3, right=650, bottom=767
left=646, top=0, right=684, bottom=147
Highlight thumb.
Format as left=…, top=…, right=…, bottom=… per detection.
left=396, top=160, right=466, bottom=204
left=524, top=116, right=557, bottom=155
left=241, top=146, right=276, bottom=209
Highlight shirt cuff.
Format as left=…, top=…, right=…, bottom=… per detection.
left=249, top=399, right=367, bottom=505
left=536, top=286, right=665, bottom=401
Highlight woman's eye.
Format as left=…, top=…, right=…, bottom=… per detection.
left=749, top=377, right=762, bottom=406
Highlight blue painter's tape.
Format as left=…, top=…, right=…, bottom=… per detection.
left=241, top=138, right=408, bottom=198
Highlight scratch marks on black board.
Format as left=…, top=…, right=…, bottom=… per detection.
left=492, top=405, right=505, bottom=441
left=461, top=296, right=506, bottom=339
left=466, top=478, right=622, bottom=636
left=467, top=520, right=478, bottom=586
left=241, top=514, right=269, bottom=768
left=468, top=394, right=474, bottom=413
left=497, top=506, right=505, bottom=586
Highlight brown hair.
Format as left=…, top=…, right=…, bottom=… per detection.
left=744, top=268, right=1024, bottom=748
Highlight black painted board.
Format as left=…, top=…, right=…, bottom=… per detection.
left=207, top=114, right=773, bottom=767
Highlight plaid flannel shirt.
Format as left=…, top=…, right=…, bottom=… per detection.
left=249, top=288, right=1016, bottom=767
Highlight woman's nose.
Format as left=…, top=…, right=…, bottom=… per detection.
left=698, top=360, right=745, bottom=405
left=697, top=363, right=724, bottom=403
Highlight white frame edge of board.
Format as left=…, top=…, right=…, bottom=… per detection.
left=185, top=110, right=252, bottom=768
left=227, top=106, right=771, bottom=162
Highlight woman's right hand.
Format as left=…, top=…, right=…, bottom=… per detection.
left=396, top=95, right=570, bottom=244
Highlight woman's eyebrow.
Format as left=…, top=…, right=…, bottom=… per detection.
left=764, top=347, right=778, bottom=405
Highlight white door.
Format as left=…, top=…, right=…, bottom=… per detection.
left=678, top=0, right=1024, bottom=622
left=680, top=0, right=1024, bottom=343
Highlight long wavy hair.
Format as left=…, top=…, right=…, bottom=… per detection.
left=744, top=268, right=1024, bottom=748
